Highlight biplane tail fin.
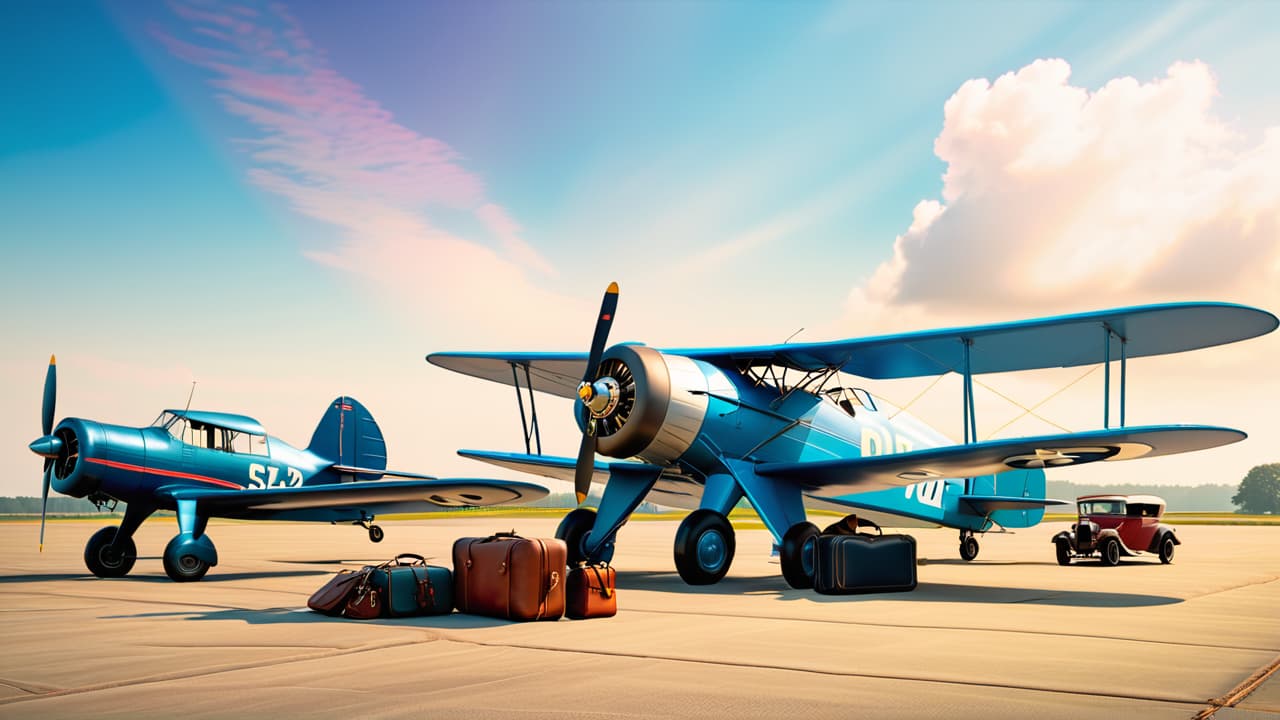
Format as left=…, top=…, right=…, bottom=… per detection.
left=959, top=468, right=1067, bottom=528
left=308, top=397, right=388, bottom=476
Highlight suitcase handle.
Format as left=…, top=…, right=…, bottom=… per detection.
left=855, top=518, right=883, bottom=536
left=483, top=530, right=521, bottom=542
left=377, top=553, right=427, bottom=568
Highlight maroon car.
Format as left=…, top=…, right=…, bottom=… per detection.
left=1052, top=494, right=1179, bottom=566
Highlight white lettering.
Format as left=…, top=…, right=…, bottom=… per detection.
left=248, top=463, right=266, bottom=489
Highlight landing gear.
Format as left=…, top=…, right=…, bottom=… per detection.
left=163, top=533, right=215, bottom=582
left=959, top=530, right=980, bottom=561
left=780, top=522, right=819, bottom=589
left=673, top=509, right=735, bottom=585
left=84, top=527, right=136, bottom=578
left=555, top=507, right=598, bottom=565
left=354, top=514, right=383, bottom=543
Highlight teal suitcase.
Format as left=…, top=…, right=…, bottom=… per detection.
left=370, top=554, right=454, bottom=617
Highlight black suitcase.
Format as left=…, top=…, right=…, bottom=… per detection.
left=813, top=521, right=917, bottom=594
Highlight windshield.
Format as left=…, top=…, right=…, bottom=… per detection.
left=1080, top=501, right=1125, bottom=516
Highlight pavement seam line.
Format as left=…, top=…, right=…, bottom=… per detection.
left=437, top=634, right=1210, bottom=709
left=1193, top=653, right=1280, bottom=719
left=0, top=638, right=431, bottom=707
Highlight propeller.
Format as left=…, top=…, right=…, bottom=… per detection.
left=573, top=283, right=620, bottom=504
left=39, top=355, right=56, bottom=552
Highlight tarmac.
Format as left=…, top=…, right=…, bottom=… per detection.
left=1, top=517, right=1277, bottom=719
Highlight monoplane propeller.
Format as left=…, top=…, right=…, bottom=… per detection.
left=573, top=283, right=619, bottom=503
left=31, top=356, right=58, bottom=551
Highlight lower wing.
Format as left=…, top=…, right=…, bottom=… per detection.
left=158, top=477, right=548, bottom=522
left=757, top=425, right=1245, bottom=496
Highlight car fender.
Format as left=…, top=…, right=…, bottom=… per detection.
left=1096, top=528, right=1140, bottom=556
left=1147, top=526, right=1181, bottom=552
left=1050, top=530, right=1072, bottom=544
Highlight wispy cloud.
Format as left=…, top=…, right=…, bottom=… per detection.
left=151, top=1, right=565, bottom=339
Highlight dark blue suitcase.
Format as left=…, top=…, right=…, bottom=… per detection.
left=370, top=554, right=454, bottom=616
left=813, top=523, right=917, bottom=594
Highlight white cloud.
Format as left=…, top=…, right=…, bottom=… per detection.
left=861, top=58, right=1280, bottom=318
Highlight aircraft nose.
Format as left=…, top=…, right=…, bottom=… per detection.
left=29, top=435, right=63, bottom=458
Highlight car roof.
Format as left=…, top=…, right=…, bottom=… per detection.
left=1076, top=494, right=1166, bottom=506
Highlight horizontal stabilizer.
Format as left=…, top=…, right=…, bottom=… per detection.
left=959, top=495, right=1070, bottom=515
left=757, top=425, right=1246, bottom=497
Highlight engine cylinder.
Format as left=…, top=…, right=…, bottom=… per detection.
left=593, top=345, right=709, bottom=465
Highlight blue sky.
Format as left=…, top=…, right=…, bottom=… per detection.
left=2, top=0, right=1278, bottom=497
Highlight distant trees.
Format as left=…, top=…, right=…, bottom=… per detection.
left=1232, top=464, right=1280, bottom=514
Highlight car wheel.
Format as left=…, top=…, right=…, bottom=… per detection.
left=1054, top=538, right=1072, bottom=566
left=1158, top=534, right=1175, bottom=564
left=1100, top=537, right=1121, bottom=567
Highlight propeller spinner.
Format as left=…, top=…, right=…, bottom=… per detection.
left=573, top=283, right=620, bottom=503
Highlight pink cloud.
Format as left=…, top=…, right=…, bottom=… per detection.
left=152, top=1, right=559, bottom=338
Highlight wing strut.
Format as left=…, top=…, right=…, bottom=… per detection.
left=510, top=362, right=542, bottom=455
left=1102, top=324, right=1129, bottom=430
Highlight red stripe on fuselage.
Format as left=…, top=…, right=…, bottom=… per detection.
left=84, top=458, right=243, bottom=490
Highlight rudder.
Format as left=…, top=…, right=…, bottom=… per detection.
left=308, top=396, right=388, bottom=478
left=989, top=468, right=1048, bottom=528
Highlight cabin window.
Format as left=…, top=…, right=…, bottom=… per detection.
left=226, top=430, right=269, bottom=456
left=1126, top=504, right=1159, bottom=518
left=1080, top=501, right=1125, bottom=515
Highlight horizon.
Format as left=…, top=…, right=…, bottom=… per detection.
left=3, top=0, right=1278, bottom=498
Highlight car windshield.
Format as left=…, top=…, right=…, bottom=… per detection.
left=1080, top=501, right=1125, bottom=515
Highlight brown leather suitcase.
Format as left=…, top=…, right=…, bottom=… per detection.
left=566, top=563, right=616, bottom=619
left=452, top=532, right=566, bottom=621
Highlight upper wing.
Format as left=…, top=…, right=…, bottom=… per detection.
left=428, top=303, right=1276, bottom=390
left=669, top=302, right=1277, bottom=378
left=756, top=425, right=1245, bottom=496
left=158, top=477, right=548, bottom=522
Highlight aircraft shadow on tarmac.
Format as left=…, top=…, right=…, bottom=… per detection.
left=0, top=569, right=330, bottom=584
left=615, top=570, right=1183, bottom=608
left=105, top=606, right=516, bottom=629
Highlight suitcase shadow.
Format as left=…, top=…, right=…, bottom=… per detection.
left=103, top=606, right=542, bottom=628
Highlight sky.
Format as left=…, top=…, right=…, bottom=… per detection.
left=2, top=0, right=1278, bottom=499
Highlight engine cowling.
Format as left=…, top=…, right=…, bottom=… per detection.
left=584, top=345, right=710, bottom=465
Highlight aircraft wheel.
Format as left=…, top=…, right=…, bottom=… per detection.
left=163, top=538, right=211, bottom=582
left=1054, top=538, right=1072, bottom=566
left=368, top=525, right=385, bottom=543
left=84, top=527, right=136, bottom=578
left=673, top=509, right=735, bottom=585
left=555, top=507, right=597, bottom=565
left=1100, top=537, right=1121, bottom=567
left=1158, top=534, right=1175, bottom=564
left=780, top=522, right=820, bottom=589
left=960, top=535, right=979, bottom=562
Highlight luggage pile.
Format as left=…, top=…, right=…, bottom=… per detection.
left=308, top=530, right=617, bottom=621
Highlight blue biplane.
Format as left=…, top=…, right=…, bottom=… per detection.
left=28, top=360, right=547, bottom=581
left=429, top=285, right=1276, bottom=587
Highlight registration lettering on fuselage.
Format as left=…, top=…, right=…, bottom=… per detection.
left=247, top=463, right=303, bottom=489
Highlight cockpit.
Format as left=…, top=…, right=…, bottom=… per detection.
left=734, top=361, right=877, bottom=417
left=152, top=411, right=269, bottom=456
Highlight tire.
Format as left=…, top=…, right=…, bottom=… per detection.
left=780, top=522, right=820, bottom=589
left=368, top=525, right=385, bottom=543
left=1158, top=534, right=1175, bottom=564
left=555, top=507, right=598, bottom=565
left=960, top=535, right=980, bottom=562
left=1100, top=537, right=1121, bottom=567
left=673, top=509, right=735, bottom=585
left=163, top=537, right=211, bottom=582
left=1055, top=538, right=1072, bottom=566
left=84, top=526, right=136, bottom=578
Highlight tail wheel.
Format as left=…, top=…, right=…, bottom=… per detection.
left=555, top=507, right=598, bottom=565
left=781, top=522, right=820, bottom=589
left=1100, top=537, right=1121, bottom=567
left=673, top=509, right=735, bottom=585
left=1054, top=539, right=1072, bottom=566
left=1158, top=535, right=1176, bottom=564
left=84, top=526, right=136, bottom=578
left=368, top=525, right=385, bottom=543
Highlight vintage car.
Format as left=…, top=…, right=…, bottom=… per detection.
left=1052, top=494, right=1179, bottom=566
